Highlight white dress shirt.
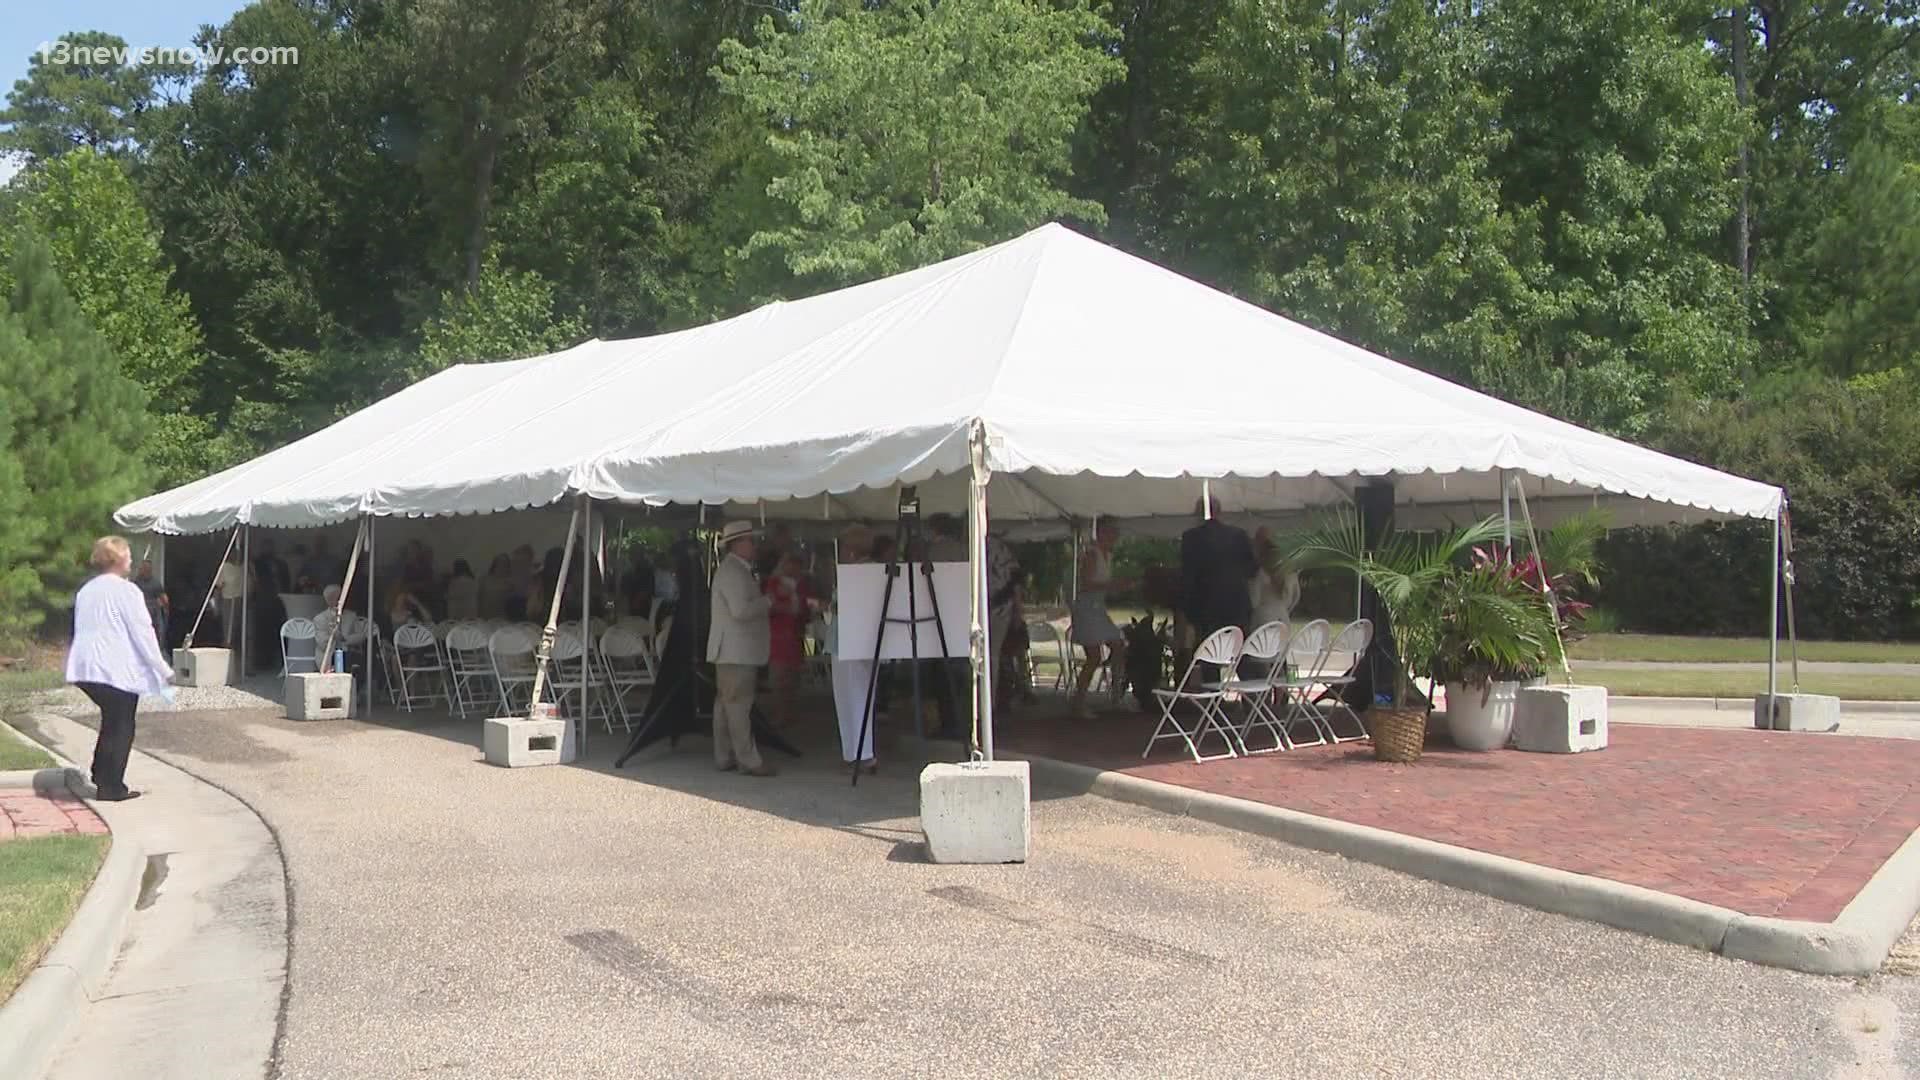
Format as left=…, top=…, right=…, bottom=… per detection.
left=66, top=573, right=174, bottom=696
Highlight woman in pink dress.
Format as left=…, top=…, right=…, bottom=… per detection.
left=763, top=550, right=814, bottom=728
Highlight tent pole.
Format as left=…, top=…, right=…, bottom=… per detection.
left=240, top=525, right=250, bottom=678
left=1070, top=521, right=1081, bottom=609
left=528, top=501, right=584, bottom=722
left=1767, top=510, right=1780, bottom=704
left=1201, top=479, right=1212, bottom=520
left=1500, top=469, right=1513, bottom=550
left=316, top=518, right=368, bottom=673
left=970, top=421, right=994, bottom=762
left=365, top=518, right=376, bottom=717
left=186, top=524, right=242, bottom=649
left=581, top=497, right=594, bottom=756
left=1782, top=505, right=1800, bottom=691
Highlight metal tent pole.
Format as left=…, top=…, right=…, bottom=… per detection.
left=240, top=526, right=250, bottom=678
left=1767, top=510, right=1780, bottom=704
left=581, top=498, right=594, bottom=756
left=317, top=518, right=368, bottom=673
left=1782, top=505, right=1800, bottom=691
left=970, top=421, right=994, bottom=761
left=366, top=517, right=376, bottom=717
left=1500, top=469, right=1513, bottom=550
left=528, top=500, right=585, bottom=720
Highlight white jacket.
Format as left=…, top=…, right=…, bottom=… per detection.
left=707, top=553, right=771, bottom=666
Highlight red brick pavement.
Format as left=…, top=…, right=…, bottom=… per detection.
left=0, top=790, right=109, bottom=841
left=1000, top=711, right=1920, bottom=923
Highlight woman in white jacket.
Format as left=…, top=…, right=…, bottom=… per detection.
left=828, top=525, right=879, bottom=775
left=65, top=536, right=176, bottom=801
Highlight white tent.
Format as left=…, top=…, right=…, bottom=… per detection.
left=118, top=223, right=1787, bottom=752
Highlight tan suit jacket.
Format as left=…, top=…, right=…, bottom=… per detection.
left=707, top=553, right=772, bottom=665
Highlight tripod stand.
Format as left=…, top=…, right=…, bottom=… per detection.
left=851, top=487, right=957, bottom=787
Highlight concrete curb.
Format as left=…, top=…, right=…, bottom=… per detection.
left=1010, top=748, right=1919, bottom=977
left=1614, top=695, right=1920, bottom=717
left=0, top=767, right=85, bottom=794
left=0, top=723, right=146, bottom=1080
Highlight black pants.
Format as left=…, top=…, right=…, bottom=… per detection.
left=76, top=682, right=138, bottom=797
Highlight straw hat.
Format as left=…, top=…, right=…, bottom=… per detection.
left=718, top=520, right=757, bottom=546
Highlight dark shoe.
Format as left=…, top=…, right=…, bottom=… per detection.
left=97, top=790, right=142, bottom=802
left=742, top=764, right=778, bottom=777
left=716, top=762, right=739, bottom=772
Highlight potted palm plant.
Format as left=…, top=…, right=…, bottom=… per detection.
left=1285, top=511, right=1509, bottom=763
left=1426, top=554, right=1556, bottom=750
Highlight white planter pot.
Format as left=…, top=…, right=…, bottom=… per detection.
left=1444, top=680, right=1521, bottom=751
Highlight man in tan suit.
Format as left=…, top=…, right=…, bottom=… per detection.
left=708, top=521, right=776, bottom=776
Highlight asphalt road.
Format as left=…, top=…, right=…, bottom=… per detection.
left=78, top=703, right=1920, bottom=1080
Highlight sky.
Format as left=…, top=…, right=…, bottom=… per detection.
left=0, top=0, right=249, bottom=184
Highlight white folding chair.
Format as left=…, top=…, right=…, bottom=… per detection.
left=1308, top=619, right=1374, bottom=743
left=1067, top=621, right=1115, bottom=696
left=489, top=625, right=540, bottom=714
left=444, top=623, right=496, bottom=718
left=280, top=617, right=318, bottom=676
left=1027, top=621, right=1071, bottom=692
left=391, top=623, right=450, bottom=712
left=1145, top=626, right=1245, bottom=762
left=1224, top=621, right=1294, bottom=754
left=1276, top=619, right=1335, bottom=747
left=598, top=625, right=656, bottom=730
left=551, top=627, right=615, bottom=734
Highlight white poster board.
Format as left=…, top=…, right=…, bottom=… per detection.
left=834, top=562, right=970, bottom=661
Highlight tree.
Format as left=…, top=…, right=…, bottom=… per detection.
left=0, top=32, right=164, bottom=160
left=713, top=0, right=1123, bottom=294
left=0, top=232, right=149, bottom=636
left=1475, top=0, right=1751, bottom=435
left=1175, top=0, right=1529, bottom=386
left=419, top=256, right=588, bottom=371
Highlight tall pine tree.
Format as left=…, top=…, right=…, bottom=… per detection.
left=0, top=231, right=149, bottom=638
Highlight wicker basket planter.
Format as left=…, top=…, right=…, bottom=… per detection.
left=1370, top=706, right=1428, bottom=763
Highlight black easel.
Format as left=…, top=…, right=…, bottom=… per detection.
left=851, top=487, right=955, bottom=787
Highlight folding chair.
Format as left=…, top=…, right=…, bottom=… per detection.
left=1027, top=621, right=1071, bottom=692
left=1223, top=620, right=1294, bottom=754
left=1276, top=619, right=1335, bottom=747
left=1067, top=621, right=1115, bottom=696
left=1145, top=625, right=1245, bottom=762
left=489, top=625, right=539, bottom=714
left=444, top=623, right=496, bottom=718
left=551, top=627, right=615, bottom=734
left=280, top=617, right=318, bottom=676
left=391, top=623, right=450, bottom=712
left=598, top=625, right=656, bottom=729
left=1309, top=619, right=1374, bottom=743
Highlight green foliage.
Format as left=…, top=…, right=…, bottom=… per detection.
left=1424, top=558, right=1556, bottom=687
left=0, top=32, right=168, bottom=159
left=1603, top=375, right=1920, bottom=640
left=714, top=0, right=1122, bottom=292
left=0, top=233, right=149, bottom=639
left=419, top=257, right=588, bottom=373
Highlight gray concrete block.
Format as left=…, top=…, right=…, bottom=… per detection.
left=921, top=760, right=1031, bottom=864
left=172, top=647, right=229, bottom=688
left=483, top=716, right=571, bottom=768
left=1753, top=692, right=1841, bottom=732
left=1512, top=684, right=1609, bottom=753
left=286, top=672, right=354, bottom=721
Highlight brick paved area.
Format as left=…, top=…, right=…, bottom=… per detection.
left=1000, top=710, right=1920, bottom=922
left=0, top=789, right=109, bottom=841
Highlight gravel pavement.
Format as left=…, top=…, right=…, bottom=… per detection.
left=48, top=701, right=1920, bottom=1080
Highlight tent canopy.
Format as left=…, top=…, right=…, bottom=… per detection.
left=118, top=223, right=1781, bottom=536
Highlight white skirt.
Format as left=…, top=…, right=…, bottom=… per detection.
left=1070, top=592, right=1123, bottom=646
left=831, top=658, right=878, bottom=763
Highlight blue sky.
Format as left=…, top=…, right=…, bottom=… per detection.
left=1, top=0, right=248, bottom=182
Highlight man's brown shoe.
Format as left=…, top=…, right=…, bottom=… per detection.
left=743, top=764, right=778, bottom=777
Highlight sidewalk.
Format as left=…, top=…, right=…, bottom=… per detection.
left=18, top=711, right=286, bottom=1080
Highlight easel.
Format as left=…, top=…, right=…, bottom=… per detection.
left=852, top=486, right=956, bottom=787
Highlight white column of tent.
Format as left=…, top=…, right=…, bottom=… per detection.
left=1767, top=510, right=1780, bottom=704
left=366, top=517, right=376, bottom=717
left=1501, top=469, right=1513, bottom=549
left=970, top=421, right=994, bottom=760
left=581, top=498, right=594, bottom=756
left=240, top=526, right=250, bottom=678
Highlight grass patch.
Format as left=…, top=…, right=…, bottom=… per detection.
left=1568, top=634, right=1920, bottom=664
left=0, top=833, right=109, bottom=1002
left=0, top=669, right=62, bottom=772
left=0, top=729, right=54, bottom=772
left=1581, top=668, right=1920, bottom=701
left=0, top=670, right=63, bottom=696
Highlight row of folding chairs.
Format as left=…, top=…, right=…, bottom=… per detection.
left=423, top=619, right=663, bottom=734
left=1144, top=618, right=1374, bottom=763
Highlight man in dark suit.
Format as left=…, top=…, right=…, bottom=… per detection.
left=1180, top=496, right=1257, bottom=643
